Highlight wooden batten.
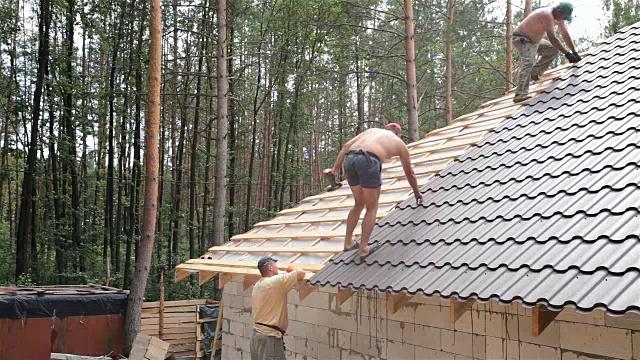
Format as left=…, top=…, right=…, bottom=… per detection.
left=336, top=288, right=354, bottom=308
left=299, top=281, right=318, bottom=301
left=199, top=271, right=217, bottom=286
left=387, top=292, right=412, bottom=314
left=449, top=297, right=476, bottom=323
left=219, top=273, right=238, bottom=289
left=532, top=304, right=561, bottom=336
left=175, top=268, right=193, bottom=282
left=243, top=275, right=261, bottom=291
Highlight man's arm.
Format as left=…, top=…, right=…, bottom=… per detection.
left=332, top=133, right=363, bottom=173
left=398, top=145, right=423, bottom=204
left=556, top=20, right=577, bottom=53
left=545, top=20, right=569, bottom=54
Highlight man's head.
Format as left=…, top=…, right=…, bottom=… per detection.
left=553, top=2, right=573, bottom=22
left=257, top=256, right=278, bottom=277
left=384, top=122, right=402, bottom=137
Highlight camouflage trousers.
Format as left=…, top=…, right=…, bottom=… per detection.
left=513, top=34, right=558, bottom=97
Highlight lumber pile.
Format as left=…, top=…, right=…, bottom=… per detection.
left=129, top=334, right=170, bottom=360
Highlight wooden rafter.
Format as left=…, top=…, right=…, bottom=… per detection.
left=449, top=297, right=476, bottom=323
left=532, top=304, right=561, bottom=336
left=175, top=268, right=193, bottom=282
left=255, top=212, right=388, bottom=227
left=299, top=281, right=318, bottom=301
left=336, top=288, right=354, bottom=308
left=218, top=273, right=238, bottom=289
left=199, top=271, right=216, bottom=286
left=242, top=275, right=261, bottom=291
left=387, top=292, right=412, bottom=314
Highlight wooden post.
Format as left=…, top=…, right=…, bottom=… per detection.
left=159, top=271, right=164, bottom=340
left=211, top=300, right=224, bottom=355
left=387, top=293, right=411, bottom=314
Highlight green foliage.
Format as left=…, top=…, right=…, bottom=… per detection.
left=603, top=0, right=640, bottom=35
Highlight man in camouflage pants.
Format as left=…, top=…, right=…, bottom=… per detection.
left=513, top=2, right=581, bottom=103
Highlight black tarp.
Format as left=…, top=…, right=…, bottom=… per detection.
left=199, top=304, right=222, bottom=360
left=0, top=293, right=129, bottom=319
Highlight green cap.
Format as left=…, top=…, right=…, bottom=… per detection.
left=556, top=2, right=574, bottom=22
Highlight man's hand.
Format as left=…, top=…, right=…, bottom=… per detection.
left=565, top=52, right=580, bottom=63
left=414, top=191, right=423, bottom=204
left=571, top=51, right=582, bottom=62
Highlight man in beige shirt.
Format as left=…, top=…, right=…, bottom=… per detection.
left=250, top=256, right=305, bottom=360
left=512, top=3, right=580, bottom=103
left=332, top=123, right=423, bottom=260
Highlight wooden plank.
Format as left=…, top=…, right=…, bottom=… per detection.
left=164, top=337, right=197, bottom=345
left=230, top=230, right=358, bottom=241
left=176, top=264, right=314, bottom=279
left=143, top=327, right=197, bottom=335
left=145, top=342, right=169, bottom=360
left=449, top=298, right=476, bottom=323
left=532, top=304, right=561, bottom=336
left=141, top=317, right=196, bottom=325
left=243, top=274, right=262, bottom=291
left=208, top=245, right=344, bottom=253
left=219, top=273, right=238, bottom=289
left=299, top=281, right=318, bottom=301
left=149, top=337, right=170, bottom=352
left=142, top=311, right=200, bottom=319
left=143, top=305, right=198, bottom=314
left=408, top=136, right=486, bottom=157
left=387, top=293, right=412, bottom=314
left=336, top=288, right=354, bottom=308
left=254, top=212, right=387, bottom=227
left=186, top=259, right=325, bottom=272
left=143, top=299, right=207, bottom=308
left=199, top=270, right=217, bottom=286
left=278, top=196, right=406, bottom=215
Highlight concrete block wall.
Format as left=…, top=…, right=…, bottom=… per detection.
left=220, top=278, right=640, bottom=360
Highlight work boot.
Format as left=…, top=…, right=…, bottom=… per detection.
left=513, top=94, right=532, bottom=103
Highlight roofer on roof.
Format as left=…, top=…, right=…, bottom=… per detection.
left=250, top=256, right=306, bottom=360
left=331, top=123, right=423, bottom=260
left=512, top=2, right=581, bottom=103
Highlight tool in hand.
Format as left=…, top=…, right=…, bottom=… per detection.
left=323, top=168, right=343, bottom=192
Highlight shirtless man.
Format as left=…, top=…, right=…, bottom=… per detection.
left=512, top=2, right=581, bottom=103
left=331, top=123, right=423, bottom=259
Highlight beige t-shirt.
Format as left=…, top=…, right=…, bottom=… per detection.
left=251, top=271, right=298, bottom=338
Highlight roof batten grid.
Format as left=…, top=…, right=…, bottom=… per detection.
left=310, top=22, right=640, bottom=324
left=175, top=44, right=568, bottom=300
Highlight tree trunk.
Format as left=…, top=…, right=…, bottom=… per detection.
left=46, top=65, right=63, bottom=281
left=524, top=0, right=532, bottom=17
left=212, top=0, right=228, bottom=246
left=404, top=0, right=419, bottom=141
left=124, top=0, right=161, bottom=350
left=190, top=0, right=208, bottom=259
left=125, top=0, right=147, bottom=289
left=107, top=10, right=125, bottom=272
left=444, top=0, right=455, bottom=124
left=16, top=0, right=51, bottom=278
left=227, top=18, right=236, bottom=240
left=506, top=0, right=513, bottom=92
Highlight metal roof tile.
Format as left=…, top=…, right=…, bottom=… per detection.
left=310, top=23, right=640, bottom=315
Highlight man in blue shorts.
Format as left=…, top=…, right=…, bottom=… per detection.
left=331, top=123, right=422, bottom=259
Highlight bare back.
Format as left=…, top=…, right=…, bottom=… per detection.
left=347, top=128, right=407, bottom=163
left=514, top=8, right=556, bottom=43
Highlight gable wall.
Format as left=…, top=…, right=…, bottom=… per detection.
left=220, top=278, right=640, bottom=360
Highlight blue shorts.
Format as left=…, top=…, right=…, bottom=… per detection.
left=344, top=150, right=382, bottom=188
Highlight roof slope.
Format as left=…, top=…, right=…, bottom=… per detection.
left=176, top=65, right=569, bottom=284
left=310, top=23, right=640, bottom=315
